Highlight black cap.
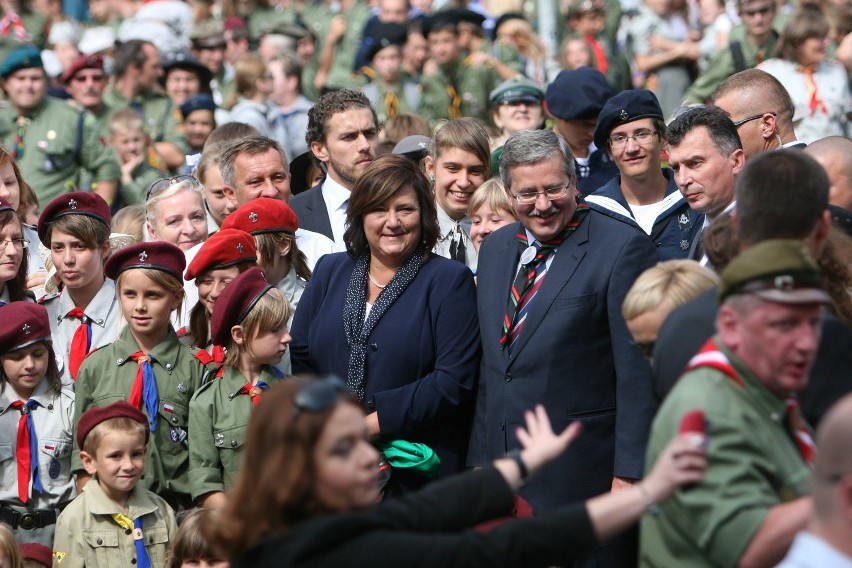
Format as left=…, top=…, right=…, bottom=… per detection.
left=593, top=89, right=664, bottom=150
left=545, top=67, right=612, bottom=121
left=366, top=23, right=408, bottom=61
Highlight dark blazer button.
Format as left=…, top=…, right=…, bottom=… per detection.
left=370, top=343, right=378, bottom=351
left=504, top=373, right=512, bottom=382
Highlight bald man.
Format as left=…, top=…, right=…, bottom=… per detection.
left=711, top=69, right=804, bottom=160
left=777, top=393, right=852, bottom=567
left=805, top=137, right=852, bottom=212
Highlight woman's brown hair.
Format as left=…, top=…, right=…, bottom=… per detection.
left=205, top=378, right=359, bottom=556
left=775, top=6, right=830, bottom=63
left=186, top=261, right=255, bottom=349
left=344, top=154, right=439, bottom=258
left=0, top=210, right=29, bottom=302
left=254, top=231, right=312, bottom=281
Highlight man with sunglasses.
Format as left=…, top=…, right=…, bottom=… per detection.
left=683, top=0, right=779, bottom=105
left=711, top=69, right=805, bottom=160
left=586, top=90, right=702, bottom=260
left=62, top=54, right=115, bottom=141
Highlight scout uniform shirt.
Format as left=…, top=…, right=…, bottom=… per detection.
left=43, top=278, right=122, bottom=385
left=362, top=79, right=421, bottom=124
left=53, top=475, right=177, bottom=568
left=302, top=0, right=372, bottom=92
left=188, top=365, right=283, bottom=501
left=0, top=97, right=121, bottom=205
left=72, top=326, right=208, bottom=505
left=683, top=25, right=779, bottom=105
left=0, top=380, right=75, bottom=547
left=102, top=85, right=189, bottom=155
left=639, top=339, right=812, bottom=567
left=419, top=56, right=499, bottom=125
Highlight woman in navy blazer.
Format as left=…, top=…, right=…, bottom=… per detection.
left=290, top=155, right=480, bottom=496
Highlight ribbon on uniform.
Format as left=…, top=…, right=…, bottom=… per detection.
left=384, top=91, right=399, bottom=119
left=65, top=307, right=92, bottom=381
left=10, top=400, right=42, bottom=503
left=237, top=381, right=268, bottom=406
left=0, top=11, right=29, bottom=40
left=112, top=514, right=152, bottom=568
left=798, top=66, right=828, bottom=116
left=128, top=352, right=159, bottom=432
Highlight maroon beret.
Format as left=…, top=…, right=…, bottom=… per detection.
left=210, top=267, right=273, bottom=346
left=221, top=197, right=298, bottom=235
left=184, top=228, right=257, bottom=281
left=76, top=401, right=150, bottom=449
left=37, top=191, right=111, bottom=245
left=0, top=302, right=51, bottom=354
left=20, top=543, right=52, bottom=567
left=104, top=241, right=186, bottom=281
left=60, top=54, right=104, bottom=85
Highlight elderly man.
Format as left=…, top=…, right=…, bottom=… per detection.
left=219, top=135, right=336, bottom=268
left=470, top=128, right=658, bottom=566
left=778, top=393, right=852, bottom=568
left=711, top=69, right=805, bottom=159
left=61, top=54, right=114, bottom=139
left=291, top=89, right=378, bottom=248
left=667, top=106, right=744, bottom=263
left=587, top=89, right=702, bottom=260
left=0, top=46, right=119, bottom=205
left=640, top=239, right=821, bottom=567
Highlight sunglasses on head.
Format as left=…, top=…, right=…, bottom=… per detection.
left=146, top=175, right=203, bottom=201
left=292, top=376, right=348, bottom=421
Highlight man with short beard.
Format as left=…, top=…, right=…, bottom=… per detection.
left=291, top=89, right=379, bottom=248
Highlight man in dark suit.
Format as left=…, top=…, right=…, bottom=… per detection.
left=291, top=89, right=379, bottom=248
left=468, top=129, right=659, bottom=566
left=653, top=150, right=852, bottom=428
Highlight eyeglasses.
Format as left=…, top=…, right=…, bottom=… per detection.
left=741, top=5, right=773, bottom=17
left=146, top=175, right=202, bottom=200
left=608, top=129, right=660, bottom=149
left=292, top=376, right=347, bottom=421
left=732, top=112, right=776, bottom=127
left=0, top=238, right=28, bottom=250
left=510, top=183, right=572, bottom=204
left=631, top=339, right=655, bottom=360
left=71, top=72, right=105, bottom=83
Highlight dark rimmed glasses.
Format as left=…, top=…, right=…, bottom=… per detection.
left=146, top=175, right=203, bottom=200
left=292, top=376, right=347, bottom=421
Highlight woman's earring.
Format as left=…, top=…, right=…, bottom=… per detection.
left=430, top=175, right=436, bottom=182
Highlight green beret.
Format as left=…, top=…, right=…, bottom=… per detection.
left=719, top=240, right=830, bottom=304
left=0, top=45, right=43, bottom=78
left=489, top=77, right=545, bottom=106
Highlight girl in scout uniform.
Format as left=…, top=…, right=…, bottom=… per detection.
left=73, top=241, right=209, bottom=512
left=182, top=228, right=258, bottom=352
left=0, top=197, right=29, bottom=304
left=188, top=267, right=291, bottom=508
left=38, top=192, right=121, bottom=384
left=0, top=302, right=75, bottom=547
left=220, top=197, right=309, bottom=334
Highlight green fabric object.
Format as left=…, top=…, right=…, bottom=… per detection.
left=376, top=439, right=441, bottom=478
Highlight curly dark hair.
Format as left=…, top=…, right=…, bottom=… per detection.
left=305, top=89, right=378, bottom=147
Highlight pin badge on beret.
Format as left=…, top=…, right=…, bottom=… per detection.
left=22, top=323, right=31, bottom=335
left=237, top=243, right=244, bottom=253
left=68, top=198, right=77, bottom=210
left=249, top=212, right=258, bottom=223
left=620, top=110, right=629, bottom=120
left=139, top=250, right=148, bottom=262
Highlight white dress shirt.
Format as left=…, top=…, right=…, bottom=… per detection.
left=321, top=175, right=351, bottom=249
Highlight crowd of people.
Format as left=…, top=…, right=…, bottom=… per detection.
left=0, top=0, right=848, bottom=565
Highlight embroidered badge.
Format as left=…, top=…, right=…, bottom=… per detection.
left=169, top=427, right=179, bottom=443
left=53, top=551, right=66, bottom=564
left=177, top=383, right=188, bottom=394
left=49, top=458, right=60, bottom=479
left=680, top=240, right=690, bottom=250
left=163, top=403, right=174, bottom=414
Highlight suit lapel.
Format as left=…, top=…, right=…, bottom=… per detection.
left=306, top=185, right=335, bottom=241
left=508, top=218, right=590, bottom=365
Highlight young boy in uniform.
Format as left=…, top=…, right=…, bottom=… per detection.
left=53, top=402, right=177, bottom=567
left=108, top=110, right=166, bottom=207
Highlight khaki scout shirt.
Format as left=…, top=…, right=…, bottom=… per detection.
left=53, top=477, right=176, bottom=568
left=0, top=380, right=75, bottom=546
left=188, top=365, right=282, bottom=500
left=639, top=340, right=811, bottom=567
left=102, top=85, right=188, bottom=153
left=419, top=57, right=499, bottom=125
left=0, top=97, right=120, bottom=205
left=72, top=327, right=208, bottom=501
left=43, top=278, right=122, bottom=386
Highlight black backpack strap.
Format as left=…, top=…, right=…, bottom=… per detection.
left=47, top=110, right=86, bottom=171
left=730, top=41, right=746, bottom=73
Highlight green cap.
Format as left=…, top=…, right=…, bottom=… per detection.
left=489, top=77, right=545, bottom=107
left=719, top=240, right=830, bottom=304
left=0, top=45, right=43, bottom=78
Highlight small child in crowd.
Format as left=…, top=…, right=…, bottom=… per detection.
left=54, top=402, right=178, bottom=567
left=109, top=110, right=167, bottom=208
left=467, top=179, right=517, bottom=252
left=0, top=303, right=75, bottom=548
left=166, top=508, right=228, bottom=568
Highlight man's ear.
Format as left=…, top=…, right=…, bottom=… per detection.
left=762, top=113, right=778, bottom=141
left=80, top=451, right=98, bottom=476
left=310, top=140, right=329, bottom=164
